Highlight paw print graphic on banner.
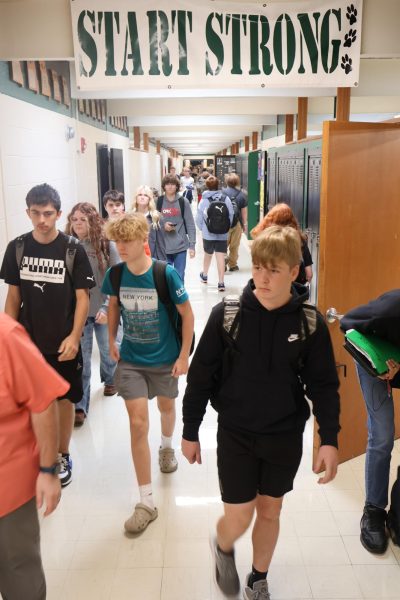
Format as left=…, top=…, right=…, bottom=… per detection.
left=344, top=28, right=357, bottom=48
left=346, top=4, right=358, bottom=25
left=341, top=54, right=353, bottom=75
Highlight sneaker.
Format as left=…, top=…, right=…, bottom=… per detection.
left=210, top=537, right=240, bottom=597
left=59, top=453, right=72, bottom=487
left=104, top=384, right=117, bottom=396
left=229, top=265, right=239, bottom=272
left=159, top=447, right=178, bottom=473
left=200, top=272, right=208, bottom=284
left=218, top=282, right=225, bottom=292
left=360, top=504, right=388, bottom=554
left=243, top=573, right=270, bottom=599
left=74, top=410, right=85, bottom=427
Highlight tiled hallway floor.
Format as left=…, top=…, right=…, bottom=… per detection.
left=17, top=230, right=400, bottom=599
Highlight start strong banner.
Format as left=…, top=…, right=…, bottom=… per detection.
left=70, top=0, right=363, bottom=91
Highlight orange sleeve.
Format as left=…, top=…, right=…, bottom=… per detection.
left=4, top=320, right=70, bottom=413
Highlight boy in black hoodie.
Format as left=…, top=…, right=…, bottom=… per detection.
left=341, top=291, right=400, bottom=555
left=182, top=225, right=340, bottom=599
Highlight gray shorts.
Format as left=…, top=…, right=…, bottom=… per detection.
left=115, top=360, right=179, bottom=400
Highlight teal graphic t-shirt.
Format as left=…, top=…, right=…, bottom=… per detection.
left=102, top=261, right=188, bottom=366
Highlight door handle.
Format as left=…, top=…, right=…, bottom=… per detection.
left=326, top=307, right=344, bottom=324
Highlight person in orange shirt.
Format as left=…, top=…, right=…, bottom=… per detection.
left=0, top=313, right=69, bottom=600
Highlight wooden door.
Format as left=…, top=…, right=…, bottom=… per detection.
left=316, top=120, right=400, bottom=463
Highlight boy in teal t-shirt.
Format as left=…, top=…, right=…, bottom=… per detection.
left=102, top=213, right=194, bottom=534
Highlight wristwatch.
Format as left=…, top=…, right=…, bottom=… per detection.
left=39, top=462, right=61, bottom=476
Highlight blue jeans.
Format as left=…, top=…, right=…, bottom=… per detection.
left=166, top=251, right=187, bottom=283
left=356, top=363, right=395, bottom=508
left=76, top=318, right=118, bottom=415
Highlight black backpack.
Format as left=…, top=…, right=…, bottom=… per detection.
left=229, top=191, right=241, bottom=228
left=209, top=295, right=318, bottom=409
left=182, top=187, right=193, bottom=203
left=108, top=260, right=195, bottom=355
left=387, top=466, right=400, bottom=546
left=205, top=193, right=231, bottom=234
left=15, top=232, right=78, bottom=279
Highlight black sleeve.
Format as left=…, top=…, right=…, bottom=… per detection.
left=301, top=241, right=313, bottom=267
left=72, top=244, right=96, bottom=290
left=300, top=313, right=341, bottom=447
left=0, top=240, right=20, bottom=285
left=182, top=303, right=225, bottom=441
left=238, top=191, right=248, bottom=208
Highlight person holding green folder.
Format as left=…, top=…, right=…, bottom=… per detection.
left=341, top=290, right=400, bottom=554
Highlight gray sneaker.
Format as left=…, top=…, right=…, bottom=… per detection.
left=243, top=573, right=270, bottom=599
left=210, top=537, right=240, bottom=597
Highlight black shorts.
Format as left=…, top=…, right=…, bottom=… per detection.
left=203, top=239, right=227, bottom=254
left=43, top=348, right=83, bottom=404
left=217, top=427, right=303, bottom=504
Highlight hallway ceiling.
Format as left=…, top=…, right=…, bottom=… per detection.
left=1, top=0, right=400, bottom=156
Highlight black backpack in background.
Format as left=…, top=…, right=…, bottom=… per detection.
left=205, top=193, right=231, bottom=234
left=387, top=466, right=400, bottom=546
left=108, top=260, right=195, bottom=355
left=229, top=191, right=241, bottom=228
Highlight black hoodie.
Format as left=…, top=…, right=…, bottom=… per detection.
left=340, top=289, right=400, bottom=388
left=183, top=280, right=340, bottom=447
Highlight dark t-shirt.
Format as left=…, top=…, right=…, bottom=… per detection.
left=296, top=239, right=313, bottom=284
left=0, top=231, right=95, bottom=354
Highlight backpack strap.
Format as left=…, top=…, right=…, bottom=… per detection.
left=156, top=196, right=163, bottom=212
left=109, top=262, right=125, bottom=306
left=15, top=233, right=29, bottom=268
left=297, top=304, right=318, bottom=372
left=178, top=196, right=188, bottom=235
left=223, top=294, right=241, bottom=342
left=152, top=259, right=180, bottom=337
left=65, top=235, right=79, bottom=280
left=152, top=259, right=170, bottom=306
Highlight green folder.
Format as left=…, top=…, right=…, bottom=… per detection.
left=345, top=329, right=400, bottom=374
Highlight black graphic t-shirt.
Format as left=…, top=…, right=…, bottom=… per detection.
left=0, top=231, right=95, bottom=354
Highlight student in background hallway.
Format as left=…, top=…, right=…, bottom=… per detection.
left=182, top=226, right=340, bottom=599
left=251, top=203, right=313, bottom=285
left=0, top=183, right=95, bottom=487
left=103, top=189, right=125, bottom=220
left=180, top=165, right=195, bottom=203
left=157, top=174, right=196, bottom=284
left=0, top=313, right=69, bottom=600
left=341, top=292, right=400, bottom=555
left=102, top=213, right=194, bottom=534
left=168, top=166, right=180, bottom=184
left=196, top=168, right=210, bottom=203
left=196, top=175, right=234, bottom=292
left=65, top=202, right=121, bottom=427
left=131, top=185, right=167, bottom=261
left=222, top=173, right=248, bottom=272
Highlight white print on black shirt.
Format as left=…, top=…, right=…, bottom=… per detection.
left=20, top=256, right=66, bottom=284
left=120, top=287, right=159, bottom=344
left=33, top=282, right=46, bottom=293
